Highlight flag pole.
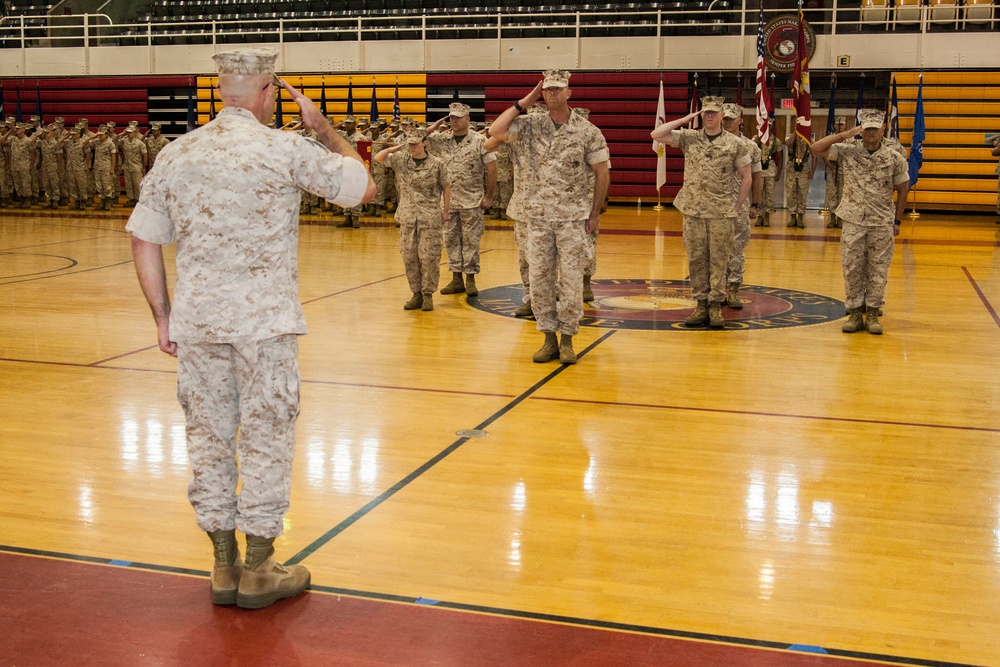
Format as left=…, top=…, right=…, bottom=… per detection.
left=654, top=189, right=664, bottom=211
left=907, top=185, right=920, bottom=218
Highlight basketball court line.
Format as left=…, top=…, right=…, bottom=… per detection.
left=962, top=265, right=1000, bottom=329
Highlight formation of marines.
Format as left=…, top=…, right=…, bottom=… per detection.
left=0, top=116, right=169, bottom=210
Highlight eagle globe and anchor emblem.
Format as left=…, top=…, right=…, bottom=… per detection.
left=470, top=279, right=845, bottom=331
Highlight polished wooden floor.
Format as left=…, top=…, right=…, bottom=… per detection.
left=2, top=203, right=999, bottom=666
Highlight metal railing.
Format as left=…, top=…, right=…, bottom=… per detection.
left=0, top=4, right=995, bottom=50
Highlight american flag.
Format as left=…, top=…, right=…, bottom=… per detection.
left=755, top=5, right=770, bottom=144
left=393, top=77, right=400, bottom=122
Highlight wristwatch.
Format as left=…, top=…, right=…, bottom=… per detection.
left=513, top=101, right=524, bottom=114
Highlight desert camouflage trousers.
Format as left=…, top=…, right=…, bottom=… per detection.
left=400, top=215, right=443, bottom=295
left=527, top=218, right=591, bottom=336
left=761, top=175, right=776, bottom=214
left=841, top=221, right=895, bottom=310
left=177, top=334, right=300, bottom=539
left=726, top=206, right=751, bottom=286
left=11, top=166, right=32, bottom=199
left=495, top=176, right=513, bottom=209
left=124, top=166, right=143, bottom=202
left=94, top=167, right=116, bottom=199
left=683, top=215, right=734, bottom=304
left=785, top=168, right=810, bottom=215
left=444, top=207, right=484, bottom=275
left=67, top=167, right=88, bottom=201
left=585, top=229, right=598, bottom=277
left=41, top=163, right=60, bottom=201
left=514, top=217, right=530, bottom=294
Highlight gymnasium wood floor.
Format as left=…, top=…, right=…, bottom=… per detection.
left=1, top=202, right=999, bottom=666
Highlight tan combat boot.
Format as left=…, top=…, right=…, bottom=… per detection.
left=532, top=332, right=559, bottom=363
left=465, top=274, right=478, bottom=297
left=421, top=293, right=434, bottom=311
left=865, top=309, right=883, bottom=335
left=582, top=275, right=595, bottom=302
left=514, top=298, right=533, bottom=317
left=207, top=529, right=242, bottom=606
left=236, top=535, right=311, bottom=610
left=726, top=283, right=742, bottom=309
left=684, top=300, right=709, bottom=327
left=708, top=302, right=725, bottom=328
left=440, top=272, right=465, bottom=295
left=403, top=293, right=423, bottom=310
left=842, top=308, right=864, bottom=333
left=559, top=334, right=577, bottom=365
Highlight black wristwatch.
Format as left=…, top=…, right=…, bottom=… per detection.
left=894, top=219, right=902, bottom=225
left=513, top=100, right=524, bottom=114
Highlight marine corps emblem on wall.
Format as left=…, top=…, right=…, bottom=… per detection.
left=762, top=15, right=817, bottom=73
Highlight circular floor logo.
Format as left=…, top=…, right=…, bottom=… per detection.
left=471, top=279, right=845, bottom=331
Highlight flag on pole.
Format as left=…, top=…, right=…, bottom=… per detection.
left=652, top=78, right=667, bottom=191
left=792, top=1, right=812, bottom=145
left=186, top=81, right=196, bottom=133
left=346, top=77, right=354, bottom=117
left=908, top=74, right=925, bottom=187
left=15, top=81, right=22, bottom=123
left=888, top=75, right=899, bottom=140
left=35, top=81, right=42, bottom=124
left=735, top=73, right=743, bottom=107
left=754, top=5, right=770, bottom=144
left=689, top=74, right=700, bottom=130
left=392, top=77, right=400, bottom=122
left=0, top=80, right=4, bottom=121
left=716, top=73, right=723, bottom=97
left=275, top=81, right=284, bottom=127
left=209, top=79, right=217, bottom=121
left=370, top=78, right=379, bottom=124
left=825, top=74, right=836, bottom=137
left=855, top=74, right=865, bottom=125
left=320, top=75, right=328, bottom=116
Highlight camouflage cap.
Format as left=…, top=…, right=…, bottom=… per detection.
left=213, top=48, right=278, bottom=75
left=448, top=102, right=470, bottom=118
left=542, top=68, right=570, bottom=88
left=151, top=123, right=162, bottom=131
left=835, top=116, right=846, bottom=124
left=469, top=120, right=479, bottom=130
left=404, top=129, right=426, bottom=144
left=859, top=108, right=885, bottom=129
left=107, top=121, right=116, bottom=127
left=128, top=120, right=139, bottom=127
left=126, top=127, right=137, bottom=133
left=78, top=117, right=88, bottom=124
left=5, top=117, right=14, bottom=124
left=701, top=96, right=725, bottom=113
left=344, top=114, right=356, bottom=123
left=389, top=120, right=400, bottom=128
left=15, top=123, right=26, bottom=130
left=357, top=117, right=369, bottom=125
left=722, top=103, right=743, bottom=119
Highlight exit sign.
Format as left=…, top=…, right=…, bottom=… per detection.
left=781, top=98, right=795, bottom=109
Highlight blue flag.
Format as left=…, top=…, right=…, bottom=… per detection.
left=320, top=76, right=327, bottom=116
left=209, top=80, right=216, bottom=121
left=370, top=80, right=379, bottom=124
left=186, top=83, right=196, bottom=132
left=35, top=82, right=42, bottom=124
left=908, top=75, right=925, bottom=187
left=15, top=82, right=22, bottom=123
left=346, top=78, right=353, bottom=118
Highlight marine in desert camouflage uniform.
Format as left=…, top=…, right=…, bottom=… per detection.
left=127, top=48, right=374, bottom=610
left=651, top=96, right=752, bottom=329
left=812, top=109, right=910, bottom=335
left=376, top=130, right=451, bottom=312
left=489, top=69, right=610, bottom=365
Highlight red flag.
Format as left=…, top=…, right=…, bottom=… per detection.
left=792, top=2, right=812, bottom=145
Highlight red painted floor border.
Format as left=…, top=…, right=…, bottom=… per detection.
left=1, top=552, right=896, bottom=667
